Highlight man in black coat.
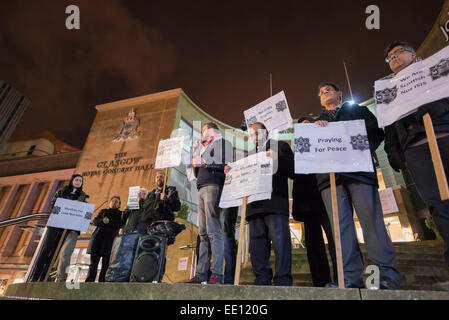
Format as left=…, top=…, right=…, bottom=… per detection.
left=86, top=196, right=123, bottom=282
left=137, top=171, right=181, bottom=235
left=314, top=82, right=402, bottom=289
left=382, top=41, right=449, bottom=271
left=244, top=122, right=294, bottom=286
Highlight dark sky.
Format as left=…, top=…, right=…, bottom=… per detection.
left=0, top=0, right=444, bottom=148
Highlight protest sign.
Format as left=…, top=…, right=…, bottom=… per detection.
left=294, top=120, right=374, bottom=174
left=127, top=186, right=141, bottom=210
left=375, top=45, right=449, bottom=128
left=47, top=198, right=95, bottom=232
left=244, top=91, right=293, bottom=133
left=379, top=188, right=399, bottom=215
left=155, top=136, right=185, bottom=169
left=219, top=152, right=273, bottom=209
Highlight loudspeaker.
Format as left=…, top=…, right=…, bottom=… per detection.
left=129, top=234, right=167, bottom=283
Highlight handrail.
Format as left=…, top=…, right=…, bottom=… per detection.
left=0, top=213, right=50, bottom=229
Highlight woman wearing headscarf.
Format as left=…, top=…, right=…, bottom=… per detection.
left=29, top=174, right=89, bottom=282
left=85, top=196, right=123, bottom=282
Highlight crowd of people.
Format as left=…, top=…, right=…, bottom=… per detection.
left=30, top=40, right=449, bottom=290
left=29, top=171, right=181, bottom=283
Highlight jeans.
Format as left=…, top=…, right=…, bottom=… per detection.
left=55, top=230, right=79, bottom=282
left=195, top=185, right=224, bottom=282
left=221, top=207, right=238, bottom=285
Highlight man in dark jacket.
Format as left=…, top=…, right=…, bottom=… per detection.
left=314, top=82, right=402, bottom=289
left=137, top=171, right=181, bottom=235
left=244, top=122, right=294, bottom=286
left=86, top=196, right=123, bottom=282
left=189, top=123, right=234, bottom=285
left=382, top=41, right=449, bottom=270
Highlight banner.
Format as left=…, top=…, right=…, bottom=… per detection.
left=294, top=120, right=374, bottom=174
left=375, top=45, right=449, bottom=128
left=127, top=186, right=141, bottom=210
left=155, top=136, right=185, bottom=169
left=47, top=198, right=95, bottom=232
left=219, top=153, right=273, bottom=208
left=244, top=91, right=293, bottom=133
left=379, top=188, right=399, bottom=215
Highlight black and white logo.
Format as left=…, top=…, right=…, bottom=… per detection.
left=275, top=100, right=287, bottom=113
left=429, top=58, right=449, bottom=81
left=247, top=116, right=258, bottom=127
left=84, top=212, right=93, bottom=220
left=350, top=135, right=370, bottom=151
left=295, top=137, right=312, bottom=154
left=52, top=206, right=61, bottom=215
left=375, top=86, right=398, bottom=105
left=260, top=163, right=272, bottom=175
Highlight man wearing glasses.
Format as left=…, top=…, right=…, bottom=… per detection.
left=314, top=82, right=402, bottom=289
left=382, top=41, right=449, bottom=281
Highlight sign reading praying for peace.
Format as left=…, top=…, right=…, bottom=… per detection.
left=294, top=120, right=374, bottom=174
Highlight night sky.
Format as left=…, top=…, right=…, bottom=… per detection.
left=0, top=0, right=443, bottom=148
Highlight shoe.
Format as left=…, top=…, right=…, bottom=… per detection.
left=324, top=282, right=339, bottom=288
left=207, top=276, right=222, bottom=285
left=188, top=276, right=204, bottom=284
left=433, top=281, right=449, bottom=292
left=380, top=279, right=400, bottom=290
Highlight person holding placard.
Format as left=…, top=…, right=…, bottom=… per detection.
left=122, top=188, right=148, bottom=234
left=29, top=174, right=90, bottom=282
left=314, top=83, right=402, bottom=289
left=137, top=172, right=181, bottom=235
left=292, top=117, right=337, bottom=287
left=243, top=122, right=294, bottom=286
left=86, top=196, right=124, bottom=282
left=382, top=41, right=449, bottom=269
left=189, top=123, right=234, bottom=285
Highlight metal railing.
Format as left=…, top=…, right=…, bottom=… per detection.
left=0, top=213, right=50, bottom=229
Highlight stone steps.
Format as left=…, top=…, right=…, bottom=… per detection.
left=240, top=241, right=449, bottom=290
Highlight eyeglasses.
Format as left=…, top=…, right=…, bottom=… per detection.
left=318, top=87, right=335, bottom=97
left=385, top=47, right=413, bottom=64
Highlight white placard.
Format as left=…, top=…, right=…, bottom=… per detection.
left=294, top=120, right=374, bottom=174
left=47, top=198, right=95, bottom=232
left=244, top=91, right=293, bottom=133
left=219, top=153, right=273, bottom=209
left=379, top=188, right=399, bottom=215
left=155, top=136, right=185, bottom=169
left=375, top=45, right=449, bottom=128
left=127, top=186, right=140, bottom=210
left=178, top=257, right=188, bottom=271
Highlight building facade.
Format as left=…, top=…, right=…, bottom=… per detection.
left=0, top=80, right=30, bottom=154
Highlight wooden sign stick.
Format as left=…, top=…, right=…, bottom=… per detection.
left=330, top=172, right=345, bottom=289
left=423, top=113, right=449, bottom=201
left=234, top=196, right=248, bottom=285
left=162, top=167, right=169, bottom=194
